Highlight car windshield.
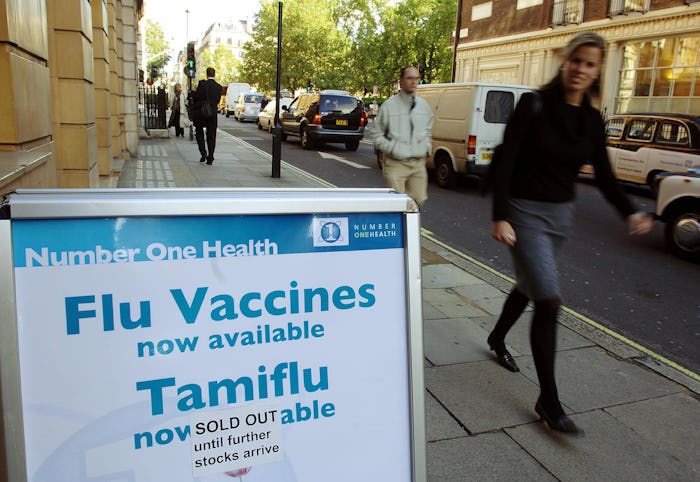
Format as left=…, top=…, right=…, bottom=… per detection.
left=320, top=95, right=359, bottom=114
left=245, top=94, right=263, bottom=103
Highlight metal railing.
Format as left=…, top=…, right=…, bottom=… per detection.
left=138, top=85, right=168, bottom=130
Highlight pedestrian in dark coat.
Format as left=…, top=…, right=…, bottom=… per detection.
left=193, top=67, right=223, bottom=165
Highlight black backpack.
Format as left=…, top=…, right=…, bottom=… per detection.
left=479, top=91, right=542, bottom=196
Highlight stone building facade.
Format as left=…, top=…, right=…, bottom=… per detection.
left=453, top=0, right=700, bottom=116
left=0, top=0, right=143, bottom=197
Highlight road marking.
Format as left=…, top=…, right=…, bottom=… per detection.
left=138, top=145, right=168, bottom=157
left=134, top=159, right=176, bottom=188
left=220, top=130, right=336, bottom=188
left=318, top=151, right=370, bottom=169
left=420, top=228, right=700, bottom=383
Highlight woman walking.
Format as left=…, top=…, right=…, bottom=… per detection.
left=168, top=83, right=190, bottom=137
left=487, top=32, right=654, bottom=434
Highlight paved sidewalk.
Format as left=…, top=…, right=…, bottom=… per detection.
left=126, top=129, right=700, bottom=481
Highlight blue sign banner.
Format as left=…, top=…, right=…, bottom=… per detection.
left=12, top=213, right=404, bottom=268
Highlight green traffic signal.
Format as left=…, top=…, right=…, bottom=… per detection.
left=188, top=59, right=195, bottom=69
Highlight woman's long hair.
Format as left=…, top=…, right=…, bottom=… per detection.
left=543, top=31, right=606, bottom=97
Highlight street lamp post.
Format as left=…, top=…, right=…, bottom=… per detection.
left=185, top=9, right=192, bottom=94
left=271, top=1, right=283, bottom=178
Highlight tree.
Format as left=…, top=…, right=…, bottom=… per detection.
left=367, top=0, right=456, bottom=95
left=240, top=0, right=455, bottom=97
left=241, top=0, right=352, bottom=93
left=145, top=19, right=171, bottom=81
left=198, top=45, right=241, bottom=84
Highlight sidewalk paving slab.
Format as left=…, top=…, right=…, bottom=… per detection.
left=506, top=410, right=698, bottom=481
left=428, top=433, right=558, bottom=482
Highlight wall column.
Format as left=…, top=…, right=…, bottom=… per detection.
left=48, top=0, right=98, bottom=187
left=92, top=0, right=113, bottom=176
left=122, top=0, right=139, bottom=157
left=107, top=0, right=123, bottom=164
left=0, top=0, right=56, bottom=194
left=601, top=41, right=620, bottom=117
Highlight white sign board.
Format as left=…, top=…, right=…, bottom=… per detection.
left=0, top=189, right=426, bottom=482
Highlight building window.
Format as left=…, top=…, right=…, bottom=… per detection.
left=608, top=0, right=649, bottom=16
left=471, top=2, right=492, bottom=21
left=616, top=36, right=700, bottom=114
left=551, top=0, right=583, bottom=25
left=517, top=0, right=543, bottom=8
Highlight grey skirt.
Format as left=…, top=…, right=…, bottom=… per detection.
left=506, top=198, right=575, bottom=301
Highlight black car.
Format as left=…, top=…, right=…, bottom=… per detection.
left=279, top=90, right=366, bottom=151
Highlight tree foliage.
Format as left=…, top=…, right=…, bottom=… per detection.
left=145, top=19, right=171, bottom=80
left=198, top=45, right=241, bottom=84
left=241, top=0, right=456, bottom=97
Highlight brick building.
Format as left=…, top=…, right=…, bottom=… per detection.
left=453, top=0, right=700, bottom=116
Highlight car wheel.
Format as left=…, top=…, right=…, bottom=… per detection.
left=647, top=170, right=663, bottom=198
left=664, top=203, right=700, bottom=262
left=435, top=153, right=457, bottom=188
left=300, top=128, right=313, bottom=150
left=345, top=140, right=360, bottom=151
left=225, top=111, right=230, bottom=118
left=257, top=121, right=262, bottom=130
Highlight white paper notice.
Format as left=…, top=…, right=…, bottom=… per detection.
left=191, top=404, right=283, bottom=477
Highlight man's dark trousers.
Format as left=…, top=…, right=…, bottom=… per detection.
left=195, top=115, right=217, bottom=163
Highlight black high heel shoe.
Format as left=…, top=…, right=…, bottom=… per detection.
left=487, top=334, right=520, bottom=372
left=535, top=400, right=582, bottom=434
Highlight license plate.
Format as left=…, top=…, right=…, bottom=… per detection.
left=336, top=119, right=348, bottom=126
left=482, top=152, right=492, bottom=160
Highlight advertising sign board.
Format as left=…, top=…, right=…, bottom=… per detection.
left=0, top=189, right=426, bottom=482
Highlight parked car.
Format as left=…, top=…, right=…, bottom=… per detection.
left=233, top=92, right=265, bottom=122
left=581, top=113, right=700, bottom=193
left=257, top=98, right=292, bottom=132
left=655, top=168, right=700, bottom=262
left=279, top=90, right=366, bottom=151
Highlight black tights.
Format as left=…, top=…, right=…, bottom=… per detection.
left=490, top=289, right=563, bottom=415
left=531, top=299, right=563, bottom=415
left=489, top=288, right=529, bottom=347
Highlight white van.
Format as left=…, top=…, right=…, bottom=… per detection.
left=225, top=82, right=251, bottom=118
left=417, top=82, right=533, bottom=187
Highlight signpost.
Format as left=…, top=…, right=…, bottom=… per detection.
left=0, top=188, right=426, bottom=482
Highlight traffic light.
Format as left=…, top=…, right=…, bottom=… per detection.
left=306, top=79, right=312, bottom=92
left=138, top=69, right=144, bottom=83
left=185, top=41, right=196, bottom=78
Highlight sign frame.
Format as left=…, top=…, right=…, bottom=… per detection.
left=0, top=188, right=426, bottom=482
